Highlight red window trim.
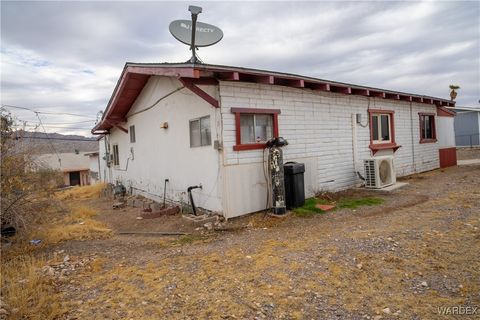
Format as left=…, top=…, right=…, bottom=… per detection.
left=231, top=108, right=280, bottom=151
left=418, top=112, right=437, bottom=144
left=368, top=109, right=400, bottom=154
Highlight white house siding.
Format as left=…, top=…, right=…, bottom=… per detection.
left=437, top=117, right=455, bottom=149
left=98, top=137, right=111, bottom=183
left=88, top=154, right=100, bottom=184
left=219, top=81, right=440, bottom=218
left=105, top=76, right=224, bottom=213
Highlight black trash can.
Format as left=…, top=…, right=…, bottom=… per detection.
left=284, top=162, right=305, bottom=209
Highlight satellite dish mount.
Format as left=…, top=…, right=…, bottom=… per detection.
left=188, top=5, right=202, bottom=64
left=169, top=6, right=223, bottom=64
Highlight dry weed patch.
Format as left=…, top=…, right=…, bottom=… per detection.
left=56, top=183, right=106, bottom=200
left=28, top=205, right=111, bottom=245
left=1, top=255, right=66, bottom=320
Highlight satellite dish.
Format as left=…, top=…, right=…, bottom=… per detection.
left=169, top=6, right=223, bottom=64
left=169, top=20, right=223, bottom=47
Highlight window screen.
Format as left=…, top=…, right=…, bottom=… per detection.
left=129, top=125, right=136, bottom=143
left=190, top=116, right=211, bottom=147
left=421, top=115, right=435, bottom=139
left=372, top=115, right=379, bottom=141
left=112, top=144, right=119, bottom=166
left=380, top=115, right=390, bottom=141
left=240, top=114, right=255, bottom=144
left=240, top=113, right=273, bottom=144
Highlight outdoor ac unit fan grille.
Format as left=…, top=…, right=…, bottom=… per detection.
left=379, top=160, right=392, bottom=184
left=364, top=160, right=377, bottom=187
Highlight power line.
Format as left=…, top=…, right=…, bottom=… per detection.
left=35, top=111, right=62, bottom=165
left=12, top=136, right=97, bottom=142
left=16, top=118, right=96, bottom=125
left=2, top=104, right=95, bottom=118
left=13, top=124, right=94, bottom=130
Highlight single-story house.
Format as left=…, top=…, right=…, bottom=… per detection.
left=33, top=152, right=92, bottom=186
left=450, top=107, right=480, bottom=147
left=84, top=151, right=101, bottom=184
left=92, top=63, right=456, bottom=219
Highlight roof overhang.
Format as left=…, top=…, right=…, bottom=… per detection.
left=92, top=62, right=456, bottom=134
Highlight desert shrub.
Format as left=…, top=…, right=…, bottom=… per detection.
left=0, top=109, right=62, bottom=229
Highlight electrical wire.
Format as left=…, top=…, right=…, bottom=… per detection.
left=16, top=119, right=96, bottom=125
left=2, top=104, right=95, bottom=118
left=13, top=124, right=94, bottom=130
left=35, top=111, right=61, bottom=166
left=127, top=86, right=185, bottom=118
left=11, top=136, right=96, bottom=142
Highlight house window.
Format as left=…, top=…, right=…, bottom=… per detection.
left=371, top=114, right=391, bottom=143
left=112, top=144, right=119, bottom=166
left=129, top=125, right=136, bottom=143
left=189, top=116, right=211, bottom=147
left=231, top=108, right=280, bottom=151
left=419, top=113, right=437, bottom=143
left=240, top=114, right=273, bottom=144
left=368, top=109, right=399, bottom=154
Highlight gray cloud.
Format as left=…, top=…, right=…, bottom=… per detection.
left=1, top=1, right=478, bottom=136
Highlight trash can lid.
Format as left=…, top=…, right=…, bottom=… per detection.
left=284, top=162, right=305, bottom=174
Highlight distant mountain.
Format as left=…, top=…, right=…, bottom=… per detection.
left=12, top=130, right=99, bottom=154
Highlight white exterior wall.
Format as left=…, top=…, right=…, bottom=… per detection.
left=98, top=137, right=110, bottom=183
left=437, top=117, right=456, bottom=148
left=105, top=76, right=223, bottom=212
left=33, top=152, right=91, bottom=171
left=219, top=81, right=440, bottom=218
left=88, top=155, right=100, bottom=183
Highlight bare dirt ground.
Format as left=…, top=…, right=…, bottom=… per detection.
left=6, top=164, right=480, bottom=320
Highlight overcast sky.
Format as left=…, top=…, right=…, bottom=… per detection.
left=1, top=1, right=479, bottom=136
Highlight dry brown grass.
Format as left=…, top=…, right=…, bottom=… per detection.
left=1, top=203, right=112, bottom=319
left=1, top=255, right=66, bottom=320
left=56, top=183, right=106, bottom=200
left=29, top=206, right=112, bottom=245
left=34, top=219, right=112, bottom=245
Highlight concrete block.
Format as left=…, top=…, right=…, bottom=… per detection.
left=182, top=214, right=218, bottom=227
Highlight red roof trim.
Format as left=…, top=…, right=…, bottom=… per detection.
left=92, top=63, right=455, bottom=134
left=437, top=106, right=455, bottom=117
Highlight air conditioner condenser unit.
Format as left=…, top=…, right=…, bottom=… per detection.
left=364, top=156, right=396, bottom=188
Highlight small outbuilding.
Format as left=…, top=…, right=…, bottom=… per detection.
left=33, top=152, right=93, bottom=187
left=92, top=63, right=456, bottom=219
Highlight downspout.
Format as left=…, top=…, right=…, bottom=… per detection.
left=351, top=113, right=358, bottom=173
left=97, top=154, right=101, bottom=182
left=104, top=135, right=112, bottom=183
left=410, top=102, right=415, bottom=172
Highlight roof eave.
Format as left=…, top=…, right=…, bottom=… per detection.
left=92, top=63, right=455, bottom=133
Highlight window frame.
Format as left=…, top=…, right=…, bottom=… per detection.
left=418, top=112, right=437, bottom=143
left=368, top=109, right=400, bottom=154
left=129, top=125, right=136, bottom=143
left=231, top=108, right=280, bottom=151
left=189, top=115, right=212, bottom=148
left=112, top=144, right=120, bottom=166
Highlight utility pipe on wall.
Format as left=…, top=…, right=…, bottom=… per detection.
left=187, top=184, right=202, bottom=215
left=351, top=113, right=358, bottom=173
